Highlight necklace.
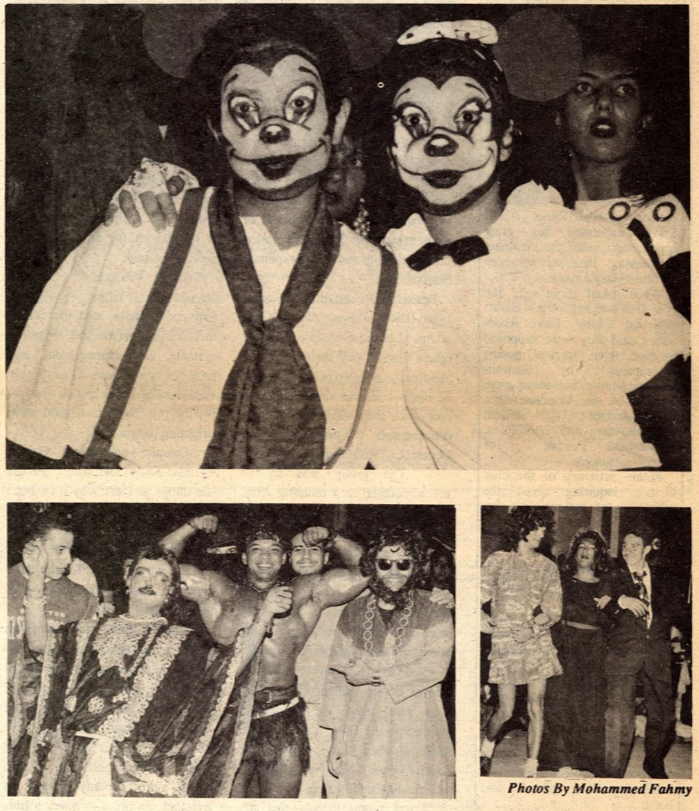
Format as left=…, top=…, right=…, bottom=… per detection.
left=245, top=578, right=277, bottom=595
left=362, top=592, right=414, bottom=658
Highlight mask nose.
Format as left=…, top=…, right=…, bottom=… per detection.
left=424, top=134, right=458, bottom=158
left=260, top=123, right=290, bottom=144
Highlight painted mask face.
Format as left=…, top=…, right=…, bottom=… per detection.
left=219, top=54, right=333, bottom=197
left=390, top=75, right=506, bottom=211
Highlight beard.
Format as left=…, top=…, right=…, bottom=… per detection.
left=369, top=572, right=415, bottom=610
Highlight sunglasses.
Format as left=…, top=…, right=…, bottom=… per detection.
left=377, top=558, right=413, bottom=572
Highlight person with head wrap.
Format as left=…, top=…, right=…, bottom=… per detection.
left=16, top=543, right=290, bottom=796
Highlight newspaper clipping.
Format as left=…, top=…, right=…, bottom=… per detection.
left=3, top=2, right=695, bottom=809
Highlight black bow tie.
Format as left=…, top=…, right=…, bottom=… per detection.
left=406, top=235, right=489, bottom=271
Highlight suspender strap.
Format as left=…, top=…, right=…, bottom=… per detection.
left=81, top=188, right=206, bottom=468
left=325, top=247, right=398, bottom=468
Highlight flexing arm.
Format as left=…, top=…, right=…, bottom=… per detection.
left=22, top=541, right=50, bottom=654
left=179, top=564, right=293, bottom=656
left=160, top=515, right=218, bottom=558
left=290, top=526, right=367, bottom=610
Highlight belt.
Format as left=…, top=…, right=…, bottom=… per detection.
left=252, top=696, right=300, bottom=720
left=562, top=620, right=600, bottom=631
left=254, top=682, right=298, bottom=708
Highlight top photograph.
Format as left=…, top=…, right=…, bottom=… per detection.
left=5, top=3, right=690, bottom=471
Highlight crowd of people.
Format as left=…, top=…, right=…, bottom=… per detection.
left=7, top=512, right=455, bottom=797
left=6, top=6, right=690, bottom=471
left=480, top=507, right=691, bottom=780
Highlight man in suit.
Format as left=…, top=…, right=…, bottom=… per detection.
left=603, top=527, right=680, bottom=778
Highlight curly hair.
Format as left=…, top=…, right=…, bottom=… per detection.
left=125, top=545, right=184, bottom=625
left=563, top=528, right=611, bottom=576
left=360, top=527, right=430, bottom=589
left=500, top=507, right=555, bottom=552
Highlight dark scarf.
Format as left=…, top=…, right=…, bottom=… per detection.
left=203, top=182, right=341, bottom=469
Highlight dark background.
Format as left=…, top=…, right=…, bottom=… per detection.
left=481, top=505, right=692, bottom=586
left=7, top=501, right=455, bottom=591
left=6, top=4, right=689, bottom=361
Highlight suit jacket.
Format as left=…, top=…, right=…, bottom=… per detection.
left=602, top=562, right=678, bottom=681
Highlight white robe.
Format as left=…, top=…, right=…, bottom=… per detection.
left=7, top=188, right=383, bottom=468
left=337, top=183, right=690, bottom=470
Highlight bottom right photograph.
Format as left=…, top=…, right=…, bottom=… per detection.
left=480, top=506, right=692, bottom=781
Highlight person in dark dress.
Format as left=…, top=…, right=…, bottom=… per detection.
left=539, top=530, right=611, bottom=777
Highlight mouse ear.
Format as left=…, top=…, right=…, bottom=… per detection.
left=494, top=8, right=582, bottom=102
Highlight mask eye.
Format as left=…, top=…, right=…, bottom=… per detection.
left=396, top=105, right=430, bottom=139
left=285, top=84, right=317, bottom=125
left=228, top=96, right=260, bottom=132
left=454, top=101, right=486, bottom=136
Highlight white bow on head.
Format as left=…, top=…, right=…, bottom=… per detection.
left=397, top=20, right=498, bottom=47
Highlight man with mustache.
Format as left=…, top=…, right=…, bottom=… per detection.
left=336, top=20, right=689, bottom=470
left=7, top=7, right=392, bottom=469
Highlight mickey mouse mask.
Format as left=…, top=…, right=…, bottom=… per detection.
left=220, top=54, right=337, bottom=197
left=191, top=8, right=351, bottom=200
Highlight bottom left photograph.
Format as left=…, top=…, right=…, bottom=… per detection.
left=7, top=502, right=456, bottom=800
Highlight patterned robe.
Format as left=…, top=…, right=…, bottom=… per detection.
left=18, top=615, right=256, bottom=797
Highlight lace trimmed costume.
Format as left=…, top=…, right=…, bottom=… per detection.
left=481, top=551, right=563, bottom=685
left=18, top=615, right=256, bottom=797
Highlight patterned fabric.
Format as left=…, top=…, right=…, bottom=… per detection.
left=203, top=182, right=341, bottom=469
left=17, top=616, right=252, bottom=797
left=481, top=551, right=562, bottom=684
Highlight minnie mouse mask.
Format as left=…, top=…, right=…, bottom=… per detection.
left=380, top=14, right=581, bottom=214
